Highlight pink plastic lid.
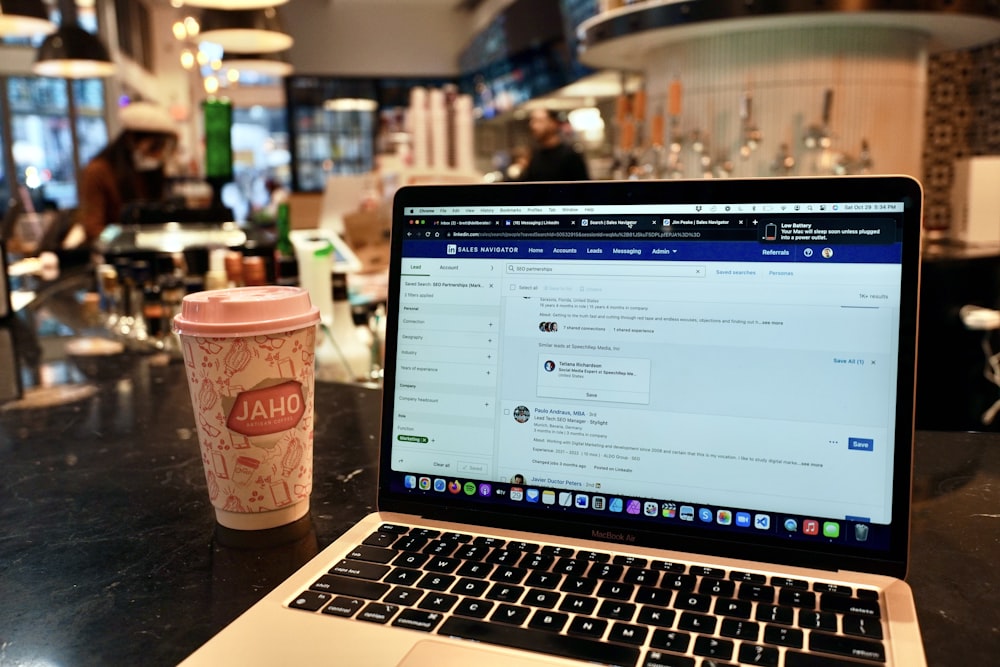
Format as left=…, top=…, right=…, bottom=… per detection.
left=173, top=286, right=320, bottom=338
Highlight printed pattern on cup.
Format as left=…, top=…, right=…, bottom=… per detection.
left=182, top=327, right=316, bottom=517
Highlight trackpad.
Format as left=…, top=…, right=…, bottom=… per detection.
left=397, top=639, right=561, bottom=666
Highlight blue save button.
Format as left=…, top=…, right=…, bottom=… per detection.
left=848, top=437, right=875, bottom=452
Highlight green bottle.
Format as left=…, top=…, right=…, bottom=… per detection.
left=274, top=202, right=298, bottom=286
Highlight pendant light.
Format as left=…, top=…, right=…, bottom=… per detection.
left=0, top=0, right=55, bottom=37
left=198, top=7, right=292, bottom=54
left=33, top=0, right=114, bottom=78
left=180, top=0, right=289, bottom=7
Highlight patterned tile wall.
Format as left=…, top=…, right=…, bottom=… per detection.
left=924, top=39, right=1000, bottom=230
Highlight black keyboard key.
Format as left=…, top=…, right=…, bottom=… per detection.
left=330, top=558, right=390, bottom=581
left=394, top=536, right=428, bottom=552
left=820, top=593, right=882, bottom=618
left=692, top=565, right=726, bottom=579
left=455, top=561, right=493, bottom=579
left=597, top=600, right=636, bottom=621
left=523, top=553, right=555, bottom=570
left=289, top=590, right=331, bottom=611
left=592, top=563, right=624, bottom=580
left=524, top=570, right=561, bottom=589
left=609, top=622, right=648, bottom=645
left=714, top=597, right=751, bottom=619
left=385, top=567, right=422, bottom=586
left=454, top=544, right=488, bottom=561
left=800, top=610, right=838, bottom=632
left=424, top=556, right=460, bottom=573
left=814, top=582, right=853, bottom=596
left=652, top=560, right=687, bottom=573
left=423, top=540, right=457, bottom=557
left=661, top=573, right=696, bottom=591
left=555, top=558, right=590, bottom=576
left=763, top=624, right=804, bottom=648
left=362, top=532, right=397, bottom=548
left=738, top=584, right=775, bottom=603
left=490, top=566, right=527, bottom=585
left=720, top=617, right=759, bottom=640
left=412, top=528, right=440, bottom=539
left=567, top=616, right=607, bottom=638
left=675, top=592, right=712, bottom=613
left=486, top=583, right=524, bottom=603
left=693, top=636, right=734, bottom=660
left=507, top=540, right=540, bottom=552
left=321, top=595, right=363, bottom=617
left=598, top=581, right=635, bottom=600
left=378, top=523, right=409, bottom=533
left=393, top=551, right=429, bottom=568
left=730, top=570, right=767, bottom=584
left=487, top=549, right=523, bottom=566
left=637, top=606, right=676, bottom=628
left=624, top=568, right=660, bottom=586
left=650, top=629, right=691, bottom=653
left=491, top=603, right=531, bottom=625
left=559, top=594, right=597, bottom=615
left=418, top=592, right=458, bottom=612
left=384, top=586, right=423, bottom=606
left=738, top=644, right=779, bottom=667
left=452, top=577, right=490, bottom=597
left=528, top=610, right=569, bottom=632
left=578, top=550, right=611, bottom=562
left=442, top=531, right=472, bottom=542
left=678, top=611, right=716, bottom=634
left=635, top=586, right=673, bottom=607
left=541, top=545, right=575, bottom=557
left=772, top=576, right=809, bottom=589
left=809, top=631, right=886, bottom=662
left=843, top=614, right=884, bottom=639
left=755, top=604, right=794, bottom=625
left=473, top=536, right=505, bottom=548
left=642, top=652, right=694, bottom=667
left=523, top=588, right=560, bottom=608
left=358, top=602, right=399, bottom=624
left=778, top=588, right=816, bottom=608
left=416, top=573, right=455, bottom=591
left=699, top=578, right=735, bottom=597
left=310, top=574, right=389, bottom=600
left=392, top=608, right=445, bottom=632
left=857, top=588, right=880, bottom=600
left=785, top=651, right=884, bottom=667
left=560, top=576, right=597, bottom=595
left=346, top=545, right=395, bottom=564
left=438, top=616, right=640, bottom=666
left=454, top=598, right=494, bottom=618
left=614, top=555, right=648, bottom=568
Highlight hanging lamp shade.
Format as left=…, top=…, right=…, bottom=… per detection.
left=221, top=52, right=293, bottom=78
left=198, top=7, right=293, bottom=54
left=0, top=0, right=55, bottom=37
left=180, top=0, right=289, bottom=8
left=33, top=24, right=115, bottom=78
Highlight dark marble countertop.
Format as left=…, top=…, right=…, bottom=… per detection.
left=1, top=360, right=998, bottom=666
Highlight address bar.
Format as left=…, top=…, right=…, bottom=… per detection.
left=504, top=262, right=705, bottom=278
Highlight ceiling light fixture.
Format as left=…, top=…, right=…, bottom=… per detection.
left=198, top=7, right=292, bottom=54
left=182, top=0, right=289, bottom=8
left=32, top=0, right=114, bottom=78
left=220, top=52, right=293, bottom=78
left=0, top=0, right=55, bottom=37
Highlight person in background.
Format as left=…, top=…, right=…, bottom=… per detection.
left=520, top=108, right=590, bottom=182
left=77, top=101, right=178, bottom=243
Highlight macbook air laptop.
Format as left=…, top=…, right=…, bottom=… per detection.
left=183, top=175, right=926, bottom=667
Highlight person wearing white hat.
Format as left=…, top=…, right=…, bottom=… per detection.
left=77, top=101, right=178, bottom=242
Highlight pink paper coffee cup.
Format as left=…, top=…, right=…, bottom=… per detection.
left=173, top=286, right=320, bottom=530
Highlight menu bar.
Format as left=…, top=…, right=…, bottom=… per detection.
left=404, top=202, right=904, bottom=216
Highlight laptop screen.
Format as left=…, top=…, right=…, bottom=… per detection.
left=381, top=177, right=921, bottom=576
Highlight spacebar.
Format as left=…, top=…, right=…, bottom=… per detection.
left=438, top=617, right=640, bottom=667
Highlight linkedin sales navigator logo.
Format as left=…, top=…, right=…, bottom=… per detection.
left=447, top=244, right=457, bottom=255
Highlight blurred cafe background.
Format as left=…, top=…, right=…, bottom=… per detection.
left=2, top=0, right=1000, bottom=428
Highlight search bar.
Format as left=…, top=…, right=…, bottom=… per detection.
left=505, top=262, right=705, bottom=278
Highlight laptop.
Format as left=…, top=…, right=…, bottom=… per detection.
left=183, top=175, right=926, bottom=667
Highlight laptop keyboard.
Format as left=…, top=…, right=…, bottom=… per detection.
left=288, top=523, right=887, bottom=667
